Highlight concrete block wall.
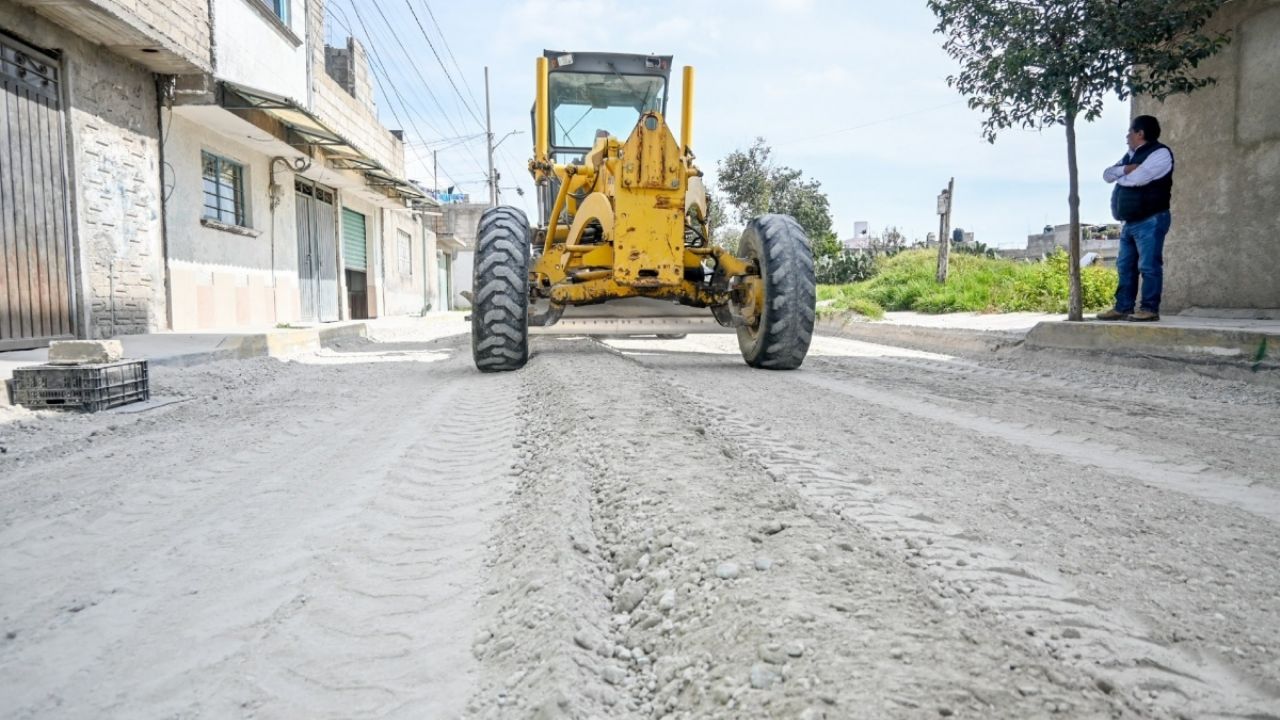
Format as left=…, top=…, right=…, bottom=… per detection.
left=311, top=75, right=404, bottom=179
left=1135, top=0, right=1280, bottom=313
left=306, top=0, right=404, bottom=179
left=0, top=1, right=166, bottom=338
left=102, top=0, right=211, bottom=67
left=323, top=37, right=373, bottom=108
left=13, top=0, right=212, bottom=73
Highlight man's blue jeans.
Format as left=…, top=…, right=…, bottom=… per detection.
left=1114, top=211, right=1171, bottom=314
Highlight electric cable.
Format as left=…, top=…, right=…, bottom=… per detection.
left=403, top=0, right=485, bottom=127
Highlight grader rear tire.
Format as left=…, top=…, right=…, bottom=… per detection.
left=471, top=206, right=530, bottom=372
left=735, top=214, right=816, bottom=370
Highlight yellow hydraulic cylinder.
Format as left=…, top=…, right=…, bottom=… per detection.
left=535, top=57, right=550, bottom=164
left=681, top=66, right=694, bottom=155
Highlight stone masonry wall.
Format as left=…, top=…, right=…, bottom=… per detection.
left=0, top=0, right=166, bottom=337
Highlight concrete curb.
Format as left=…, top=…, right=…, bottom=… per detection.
left=143, top=323, right=372, bottom=369
left=1024, top=321, right=1278, bottom=372
left=815, top=313, right=1025, bottom=356
left=814, top=311, right=1278, bottom=384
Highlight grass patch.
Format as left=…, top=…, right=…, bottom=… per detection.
left=819, top=249, right=1117, bottom=318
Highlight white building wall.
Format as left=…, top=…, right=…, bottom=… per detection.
left=164, top=110, right=302, bottom=329
left=380, top=211, right=436, bottom=317
left=212, top=0, right=308, bottom=101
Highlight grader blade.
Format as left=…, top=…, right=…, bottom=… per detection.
left=529, top=299, right=731, bottom=336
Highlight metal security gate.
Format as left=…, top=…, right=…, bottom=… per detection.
left=0, top=34, right=76, bottom=350
left=294, top=179, right=339, bottom=322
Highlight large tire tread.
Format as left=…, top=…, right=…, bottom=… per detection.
left=472, top=206, right=530, bottom=372
left=736, top=214, right=817, bottom=370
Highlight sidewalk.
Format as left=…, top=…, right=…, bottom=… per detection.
left=1, top=314, right=469, bottom=405
left=817, top=310, right=1279, bottom=377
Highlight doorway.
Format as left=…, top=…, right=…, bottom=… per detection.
left=294, top=179, right=339, bottom=322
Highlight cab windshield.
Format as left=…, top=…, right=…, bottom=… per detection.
left=548, top=71, right=666, bottom=151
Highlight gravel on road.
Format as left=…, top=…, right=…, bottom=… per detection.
left=1, top=326, right=1276, bottom=720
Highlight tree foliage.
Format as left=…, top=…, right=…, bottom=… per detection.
left=927, top=0, right=1230, bottom=319
left=928, top=0, right=1229, bottom=140
left=716, top=138, right=839, bottom=261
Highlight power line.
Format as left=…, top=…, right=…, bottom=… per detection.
left=420, top=1, right=485, bottom=119
left=326, top=3, right=454, bottom=186
left=364, top=1, right=477, bottom=150
left=403, top=0, right=485, bottom=128
left=360, top=0, right=489, bottom=178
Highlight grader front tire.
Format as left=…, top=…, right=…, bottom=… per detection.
left=735, top=214, right=817, bottom=370
left=471, top=206, right=531, bottom=373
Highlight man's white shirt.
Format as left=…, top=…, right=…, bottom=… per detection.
left=1103, top=145, right=1173, bottom=187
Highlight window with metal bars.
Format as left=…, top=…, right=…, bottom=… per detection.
left=202, top=151, right=247, bottom=227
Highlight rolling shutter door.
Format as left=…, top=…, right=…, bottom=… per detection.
left=342, top=208, right=366, bottom=271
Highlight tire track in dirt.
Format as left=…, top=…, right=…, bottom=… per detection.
left=0, top=336, right=517, bottom=719
left=805, top=348, right=1280, bottom=486
left=602, top=338, right=1280, bottom=720
left=467, top=339, right=1142, bottom=719
left=231, top=367, right=522, bottom=719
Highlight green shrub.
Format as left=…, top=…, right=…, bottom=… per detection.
left=817, top=249, right=1117, bottom=315
left=816, top=250, right=877, bottom=284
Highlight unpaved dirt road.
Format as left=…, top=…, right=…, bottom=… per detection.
left=2, top=321, right=1278, bottom=720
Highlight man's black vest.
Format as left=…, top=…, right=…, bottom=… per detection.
left=1110, top=142, right=1174, bottom=223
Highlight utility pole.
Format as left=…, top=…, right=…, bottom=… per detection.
left=484, top=66, right=496, bottom=207
left=433, top=150, right=438, bottom=197
left=935, top=177, right=954, bottom=284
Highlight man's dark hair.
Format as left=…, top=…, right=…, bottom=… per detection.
left=1132, top=115, right=1162, bottom=142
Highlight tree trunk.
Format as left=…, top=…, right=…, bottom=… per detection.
left=1065, top=114, right=1083, bottom=321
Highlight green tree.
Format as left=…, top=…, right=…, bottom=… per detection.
left=717, top=138, right=839, bottom=262
left=704, top=185, right=741, bottom=253
left=928, top=0, right=1230, bottom=320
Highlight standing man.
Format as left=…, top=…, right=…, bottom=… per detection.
left=1098, top=115, right=1174, bottom=322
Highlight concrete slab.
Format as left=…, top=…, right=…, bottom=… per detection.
left=48, top=340, right=124, bottom=365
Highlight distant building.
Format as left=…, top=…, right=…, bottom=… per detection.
left=999, top=224, right=1121, bottom=265
left=842, top=236, right=871, bottom=251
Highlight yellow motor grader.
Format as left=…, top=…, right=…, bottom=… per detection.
left=471, top=50, right=816, bottom=372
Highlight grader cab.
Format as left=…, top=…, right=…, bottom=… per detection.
left=471, top=50, right=816, bottom=372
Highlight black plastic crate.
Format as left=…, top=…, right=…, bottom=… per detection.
left=12, top=360, right=149, bottom=412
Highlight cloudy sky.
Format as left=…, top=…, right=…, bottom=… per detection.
left=324, top=0, right=1132, bottom=248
